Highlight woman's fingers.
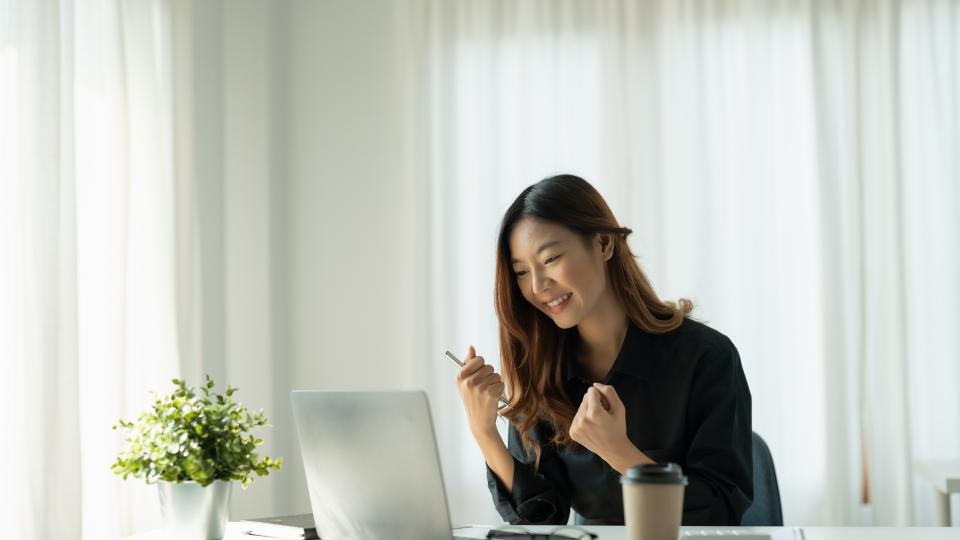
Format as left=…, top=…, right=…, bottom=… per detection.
left=478, top=371, right=500, bottom=385
left=582, top=387, right=597, bottom=415
left=458, top=355, right=488, bottom=379
left=456, top=351, right=501, bottom=394
left=485, top=381, right=506, bottom=398
left=453, top=346, right=501, bottom=435
left=583, top=387, right=609, bottom=415
left=592, top=383, right=618, bottom=411
left=468, top=364, right=494, bottom=384
left=454, top=347, right=502, bottom=402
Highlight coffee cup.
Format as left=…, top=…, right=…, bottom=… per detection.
left=621, top=462, right=687, bottom=540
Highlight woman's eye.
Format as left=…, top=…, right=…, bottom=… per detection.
left=515, top=270, right=527, bottom=278
left=544, top=255, right=559, bottom=264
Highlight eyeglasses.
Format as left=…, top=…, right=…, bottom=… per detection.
left=486, top=525, right=598, bottom=540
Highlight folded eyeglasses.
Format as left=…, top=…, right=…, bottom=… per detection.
left=485, top=525, right=598, bottom=540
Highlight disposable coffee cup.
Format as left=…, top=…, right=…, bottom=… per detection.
left=621, top=462, right=687, bottom=540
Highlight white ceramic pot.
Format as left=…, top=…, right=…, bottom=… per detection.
left=157, top=480, right=232, bottom=540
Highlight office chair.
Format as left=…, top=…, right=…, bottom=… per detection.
left=741, top=431, right=784, bottom=526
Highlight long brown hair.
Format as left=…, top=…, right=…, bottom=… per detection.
left=495, top=174, right=693, bottom=468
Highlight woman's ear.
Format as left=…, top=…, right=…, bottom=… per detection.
left=597, top=233, right=614, bottom=262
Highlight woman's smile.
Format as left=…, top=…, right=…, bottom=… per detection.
left=545, top=292, right=573, bottom=313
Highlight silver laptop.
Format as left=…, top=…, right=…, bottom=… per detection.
left=291, top=390, right=478, bottom=540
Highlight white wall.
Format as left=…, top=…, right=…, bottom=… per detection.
left=282, top=0, right=419, bottom=515
left=184, top=0, right=418, bottom=521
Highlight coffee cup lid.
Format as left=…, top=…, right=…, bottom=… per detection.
left=620, top=462, right=688, bottom=485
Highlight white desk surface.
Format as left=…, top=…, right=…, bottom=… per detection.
left=456, top=526, right=960, bottom=540
left=123, top=523, right=960, bottom=540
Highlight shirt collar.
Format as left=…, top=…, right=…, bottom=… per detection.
left=562, top=321, right=661, bottom=384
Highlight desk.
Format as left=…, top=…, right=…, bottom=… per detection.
left=455, top=527, right=959, bottom=540
left=456, top=527, right=960, bottom=540
left=123, top=524, right=960, bottom=539
left=916, top=459, right=960, bottom=527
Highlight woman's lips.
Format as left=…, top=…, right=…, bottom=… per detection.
left=545, top=292, right=572, bottom=314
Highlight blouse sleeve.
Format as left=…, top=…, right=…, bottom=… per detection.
left=682, top=338, right=754, bottom=525
left=485, top=421, right=572, bottom=525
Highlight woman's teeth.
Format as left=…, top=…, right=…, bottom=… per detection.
left=547, top=293, right=571, bottom=307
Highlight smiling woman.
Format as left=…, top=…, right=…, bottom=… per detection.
left=453, top=174, right=753, bottom=526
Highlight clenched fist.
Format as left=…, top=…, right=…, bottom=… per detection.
left=569, top=383, right=630, bottom=462
left=455, top=345, right=505, bottom=438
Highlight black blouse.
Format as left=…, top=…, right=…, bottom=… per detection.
left=485, top=317, right=753, bottom=526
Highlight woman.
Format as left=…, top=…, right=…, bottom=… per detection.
left=455, top=174, right=753, bottom=526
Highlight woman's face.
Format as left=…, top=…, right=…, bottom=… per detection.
left=507, top=216, right=613, bottom=329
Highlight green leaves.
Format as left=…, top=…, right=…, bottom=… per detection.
left=111, top=375, right=281, bottom=489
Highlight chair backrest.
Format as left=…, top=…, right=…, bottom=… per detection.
left=740, top=431, right=784, bottom=526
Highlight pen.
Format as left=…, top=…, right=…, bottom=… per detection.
left=445, top=350, right=510, bottom=411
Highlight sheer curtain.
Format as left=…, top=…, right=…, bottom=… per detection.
left=402, top=0, right=960, bottom=526
left=0, top=0, right=179, bottom=537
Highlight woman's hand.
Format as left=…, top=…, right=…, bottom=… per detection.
left=455, top=345, right=505, bottom=439
left=569, top=383, right=650, bottom=474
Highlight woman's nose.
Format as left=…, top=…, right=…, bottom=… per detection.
left=531, top=269, right=551, bottom=296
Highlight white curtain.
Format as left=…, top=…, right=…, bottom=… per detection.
left=403, top=0, right=960, bottom=527
left=0, top=0, right=179, bottom=537
left=2, top=1, right=315, bottom=537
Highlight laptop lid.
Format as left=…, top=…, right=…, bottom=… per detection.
left=290, top=390, right=455, bottom=540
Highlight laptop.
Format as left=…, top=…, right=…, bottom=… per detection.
left=290, top=390, right=485, bottom=540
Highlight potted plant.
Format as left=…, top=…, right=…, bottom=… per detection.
left=112, top=375, right=282, bottom=540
